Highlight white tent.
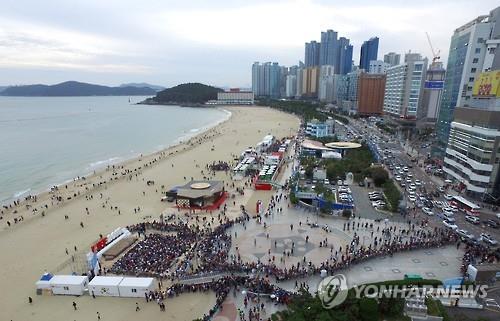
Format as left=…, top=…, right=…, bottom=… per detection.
left=118, top=277, right=155, bottom=298
left=89, top=276, right=123, bottom=297
left=50, top=275, right=88, bottom=296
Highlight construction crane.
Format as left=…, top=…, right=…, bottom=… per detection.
left=425, top=32, right=441, bottom=63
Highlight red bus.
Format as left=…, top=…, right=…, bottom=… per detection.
left=451, top=196, right=480, bottom=216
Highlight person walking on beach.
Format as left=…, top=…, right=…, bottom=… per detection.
left=28, top=296, right=32, bottom=304
left=72, top=301, right=77, bottom=310
left=97, top=312, right=101, bottom=320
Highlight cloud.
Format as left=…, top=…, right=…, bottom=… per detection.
left=0, top=0, right=498, bottom=86
left=0, top=19, right=151, bottom=73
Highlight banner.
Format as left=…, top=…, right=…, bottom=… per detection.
left=472, top=71, right=500, bottom=97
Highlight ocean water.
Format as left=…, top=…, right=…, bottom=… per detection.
left=0, top=96, right=229, bottom=204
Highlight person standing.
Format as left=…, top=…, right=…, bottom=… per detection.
left=28, top=296, right=33, bottom=304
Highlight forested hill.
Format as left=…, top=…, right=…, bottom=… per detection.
left=0, top=81, right=157, bottom=96
left=144, top=83, right=223, bottom=105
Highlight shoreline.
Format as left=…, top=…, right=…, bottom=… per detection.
left=0, top=107, right=232, bottom=207
left=0, top=105, right=301, bottom=321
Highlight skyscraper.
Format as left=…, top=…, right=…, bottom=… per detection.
left=383, top=52, right=401, bottom=67
left=304, top=41, right=320, bottom=67
left=251, top=62, right=282, bottom=98
left=318, top=65, right=335, bottom=103
left=418, top=61, right=446, bottom=123
left=319, top=30, right=338, bottom=66
left=337, top=37, right=353, bottom=75
left=383, top=53, right=428, bottom=119
left=360, top=37, right=379, bottom=71
left=433, top=7, right=500, bottom=158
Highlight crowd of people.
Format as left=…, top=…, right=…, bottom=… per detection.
left=139, top=275, right=293, bottom=321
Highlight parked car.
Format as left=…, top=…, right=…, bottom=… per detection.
left=484, top=219, right=499, bottom=229
left=456, top=229, right=474, bottom=240
left=465, top=215, right=480, bottom=224
left=480, top=233, right=498, bottom=246
left=444, top=194, right=454, bottom=200
left=422, top=207, right=434, bottom=216
left=443, top=220, right=458, bottom=230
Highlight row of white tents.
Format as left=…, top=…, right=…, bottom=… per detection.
left=36, top=274, right=155, bottom=298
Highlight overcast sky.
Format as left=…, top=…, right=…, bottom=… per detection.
left=0, top=0, right=498, bottom=88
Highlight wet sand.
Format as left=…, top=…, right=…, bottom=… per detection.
left=0, top=106, right=300, bottom=321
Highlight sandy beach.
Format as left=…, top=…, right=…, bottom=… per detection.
left=0, top=106, right=300, bottom=321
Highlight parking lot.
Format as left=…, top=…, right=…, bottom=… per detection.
left=347, top=117, right=500, bottom=253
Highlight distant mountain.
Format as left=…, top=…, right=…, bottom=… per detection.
left=143, top=83, right=223, bottom=106
left=120, top=82, right=165, bottom=91
left=0, top=86, right=7, bottom=93
left=0, top=81, right=157, bottom=96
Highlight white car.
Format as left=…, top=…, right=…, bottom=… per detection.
left=457, top=229, right=474, bottom=240
left=496, top=213, right=500, bottom=220
left=443, top=207, right=454, bottom=215
left=395, top=176, right=402, bottom=181
left=465, top=215, right=480, bottom=224
left=409, top=184, right=416, bottom=190
left=415, top=180, right=421, bottom=186
left=444, top=194, right=454, bottom=201
left=480, top=233, right=498, bottom=246
left=408, top=195, right=416, bottom=202
left=406, top=178, right=412, bottom=183
left=372, top=201, right=386, bottom=207
left=449, top=205, right=458, bottom=212
left=443, top=220, right=458, bottom=230
left=422, top=207, right=434, bottom=216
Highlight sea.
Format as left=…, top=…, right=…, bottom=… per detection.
left=0, top=96, right=230, bottom=204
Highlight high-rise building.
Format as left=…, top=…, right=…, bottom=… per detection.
left=434, top=7, right=500, bottom=159
left=383, top=53, right=428, bottom=119
left=384, top=52, right=401, bottom=66
left=336, top=69, right=361, bottom=114
left=285, top=75, right=297, bottom=98
left=319, top=29, right=338, bottom=66
left=360, top=37, right=379, bottom=71
left=368, top=60, right=389, bottom=74
left=319, top=30, right=338, bottom=66
left=318, top=65, right=335, bottom=103
left=337, top=37, right=353, bottom=75
left=358, top=73, right=386, bottom=115
left=442, top=70, right=500, bottom=199
left=251, top=62, right=282, bottom=98
left=418, top=61, right=446, bottom=124
left=305, top=41, right=320, bottom=67
left=302, top=67, right=320, bottom=97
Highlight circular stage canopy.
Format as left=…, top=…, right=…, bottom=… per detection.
left=325, top=142, right=362, bottom=149
left=190, top=182, right=211, bottom=189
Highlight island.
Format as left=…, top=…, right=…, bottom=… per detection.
left=141, top=83, right=223, bottom=106
left=0, top=81, right=157, bottom=96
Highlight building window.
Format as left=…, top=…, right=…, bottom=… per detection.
left=469, top=77, right=475, bottom=82
left=64, top=286, right=69, bottom=290
left=471, top=68, right=477, bottom=73
left=472, top=58, right=479, bottom=63
left=475, top=48, right=481, bottom=54
left=132, top=289, right=137, bottom=293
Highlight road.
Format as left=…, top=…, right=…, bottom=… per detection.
left=342, top=117, right=500, bottom=248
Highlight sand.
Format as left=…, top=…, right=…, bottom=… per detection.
left=0, top=106, right=300, bottom=321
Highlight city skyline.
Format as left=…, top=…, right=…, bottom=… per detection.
left=0, top=0, right=498, bottom=88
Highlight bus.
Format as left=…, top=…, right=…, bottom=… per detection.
left=451, top=196, right=480, bottom=215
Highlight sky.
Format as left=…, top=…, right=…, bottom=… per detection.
left=0, top=0, right=498, bottom=88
